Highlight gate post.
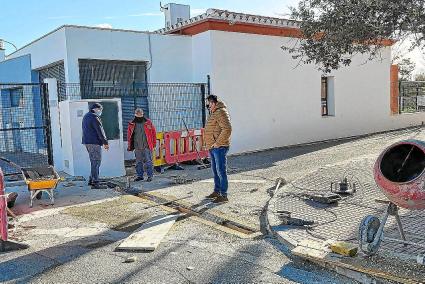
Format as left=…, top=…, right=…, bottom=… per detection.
left=0, top=168, right=7, bottom=252
left=43, top=78, right=63, bottom=171
left=201, top=84, right=206, bottom=127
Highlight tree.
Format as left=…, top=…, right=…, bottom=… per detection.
left=398, top=58, right=416, bottom=81
left=415, top=73, right=425, bottom=81
left=284, top=0, right=425, bottom=73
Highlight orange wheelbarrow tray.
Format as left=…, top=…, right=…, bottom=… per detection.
left=21, top=166, right=61, bottom=208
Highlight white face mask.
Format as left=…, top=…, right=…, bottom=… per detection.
left=94, top=109, right=102, bottom=117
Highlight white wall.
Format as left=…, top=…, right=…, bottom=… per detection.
left=209, top=30, right=425, bottom=154
left=64, top=26, right=193, bottom=83
left=191, top=31, right=212, bottom=83
left=7, top=26, right=194, bottom=84
left=7, top=28, right=67, bottom=70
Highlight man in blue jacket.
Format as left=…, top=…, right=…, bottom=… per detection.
left=82, top=103, right=109, bottom=189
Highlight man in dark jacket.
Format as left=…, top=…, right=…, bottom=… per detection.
left=127, top=108, right=156, bottom=182
left=82, top=103, right=109, bottom=189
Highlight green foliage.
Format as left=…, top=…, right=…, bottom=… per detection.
left=284, top=0, right=425, bottom=73
left=415, top=73, right=425, bottom=81
left=399, top=58, right=416, bottom=81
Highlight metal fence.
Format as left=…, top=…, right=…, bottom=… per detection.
left=58, top=82, right=207, bottom=138
left=0, top=83, right=52, bottom=176
left=400, top=81, right=425, bottom=97
left=399, top=95, right=425, bottom=113
left=399, top=81, right=425, bottom=113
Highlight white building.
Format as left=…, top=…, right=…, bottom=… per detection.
left=1, top=4, right=424, bottom=157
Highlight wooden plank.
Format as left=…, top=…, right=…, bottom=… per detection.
left=117, top=214, right=179, bottom=251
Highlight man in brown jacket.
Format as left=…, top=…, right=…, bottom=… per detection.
left=204, top=95, right=232, bottom=203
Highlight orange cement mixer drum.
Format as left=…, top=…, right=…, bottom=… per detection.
left=374, top=139, right=425, bottom=210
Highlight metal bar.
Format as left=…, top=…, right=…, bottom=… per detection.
left=41, top=83, right=54, bottom=166
left=0, top=126, right=47, bottom=132
left=207, top=75, right=211, bottom=95
left=395, top=211, right=407, bottom=241
left=0, top=83, right=42, bottom=86
left=201, top=84, right=206, bottom=127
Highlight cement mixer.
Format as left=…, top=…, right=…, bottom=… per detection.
left=359, top=139, right=425, bottom=256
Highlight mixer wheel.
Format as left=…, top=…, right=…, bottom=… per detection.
left=359, top=215, right=382, bottom=256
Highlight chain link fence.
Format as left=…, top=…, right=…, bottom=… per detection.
left=58, top=82, right=207, bottom=138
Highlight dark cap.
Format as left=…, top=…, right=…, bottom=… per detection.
left=90, top=103, right=103, bottom=110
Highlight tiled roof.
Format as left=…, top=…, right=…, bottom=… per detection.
left=155, top=9, right=300, bottom=34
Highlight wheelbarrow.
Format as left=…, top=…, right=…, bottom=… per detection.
left=0, top=158, right=61, bottom=208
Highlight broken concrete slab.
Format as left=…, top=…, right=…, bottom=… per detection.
left=117, top=214, right=179, bottom=251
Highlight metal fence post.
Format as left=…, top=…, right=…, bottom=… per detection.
left=44, top=78, right=64, bottom=171
left=0, top=168, right=7, bottom=252
left=207, top=75, right=211, bottom=95
left=42, top=83, right=54, bottom=166
left=201, top=84, right=206, bottom=127
left=416, top=96, right=419, bottom=112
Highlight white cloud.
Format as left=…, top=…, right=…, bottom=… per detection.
left=129, top=12, right=162, bottom=17
left=95, top=23, right=113, bottom=29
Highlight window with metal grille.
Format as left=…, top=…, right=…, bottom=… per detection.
left=10, top=88, right=23, bottom=107
left=78, top=59, right=148, bottom=140
left=321, top=77, right=328, bottom=116
left=38, top=61, right=65, bottom=83
left=321, top=76, right=335, bottom=116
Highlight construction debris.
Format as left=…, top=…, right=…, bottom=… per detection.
left=123, top=256, right=138, bottom=263
left=301, top=192, right=341, bottom=204
left=171, top=176, right=196, bottom=185
left=276, top=210, right=314, bottom=226
left=329, top=241, right=358, bottom=257
left=117, top=214, right=180, bottom=251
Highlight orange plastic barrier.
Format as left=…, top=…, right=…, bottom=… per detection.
left=164, top=129, right=209, bottom=165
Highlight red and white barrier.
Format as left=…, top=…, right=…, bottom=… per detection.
left=164, top=128, right=209, bottom=165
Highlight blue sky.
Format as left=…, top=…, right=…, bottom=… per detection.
left=0, top=0, right=298, bottom=54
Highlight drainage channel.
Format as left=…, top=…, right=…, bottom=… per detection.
left=136, top=192, right=259, bottom=237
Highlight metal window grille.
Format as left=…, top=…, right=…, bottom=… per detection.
left=321, top=77, right=328, bottom=116
left=399, top=81, right=425, bottom=113
left=38, top=61, right=65, bottom=83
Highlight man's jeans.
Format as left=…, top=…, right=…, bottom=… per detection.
left=209, top=147, right=229, bottom=197
left=135, top=148, right=154, bottom=178
left=85, top=144, right=102, bottom=184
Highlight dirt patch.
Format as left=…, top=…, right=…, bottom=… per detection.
left=63, top=195, right=151, bottom=232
